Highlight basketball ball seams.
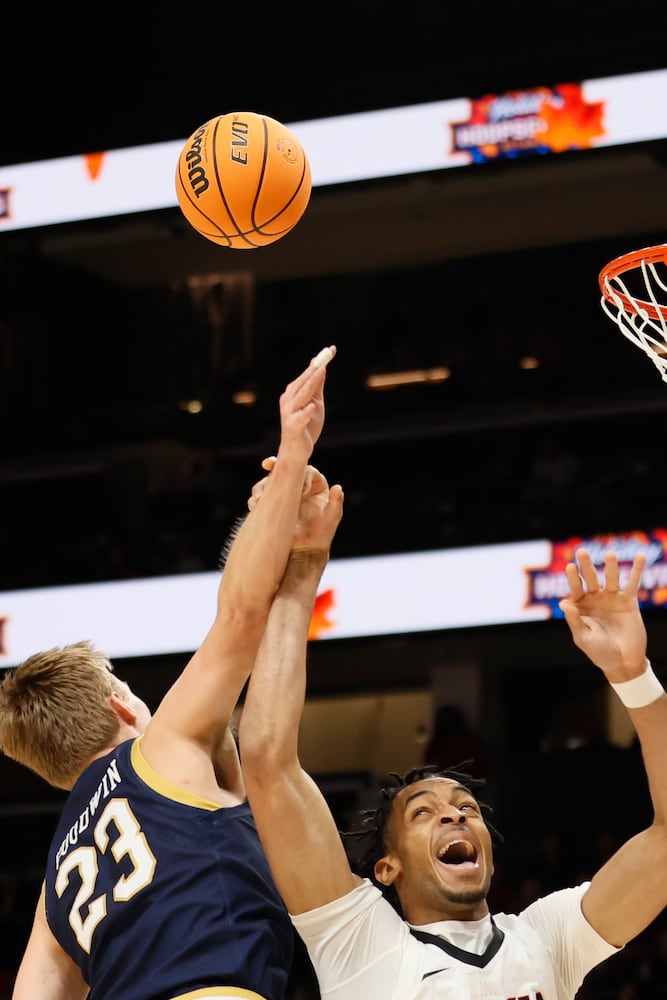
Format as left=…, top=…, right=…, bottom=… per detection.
left=174, top=126, right=235, bottom=245
left=176, top=111, right=312, bottom=249
left=249, top=116, right=271, bottom=234
left=177, top=116, right=241, bottom=242
left=175, top=174, right=227, bottom=243
left=252, top=155, right=310, bottom=236
left=174, top=169, right=235, bottom=248
left=211, top=115, right=245, bottom=241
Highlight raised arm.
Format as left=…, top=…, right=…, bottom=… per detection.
left=141, top=347, right=336, bottom=783
left=239, top=465, right=359, bottom=914
left=559, top=547, right=667, bottom=946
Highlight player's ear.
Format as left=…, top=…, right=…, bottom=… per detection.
left=109, top=690, right=137, bottom=725
left=374, top=853, right=400, bottom=886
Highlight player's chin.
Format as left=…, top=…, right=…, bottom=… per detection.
left=445, top=883, right=490, bottom=906
left=441, top=866, right=492, bottom=902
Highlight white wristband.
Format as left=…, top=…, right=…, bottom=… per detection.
left=610, top=661, right=664, bottom=708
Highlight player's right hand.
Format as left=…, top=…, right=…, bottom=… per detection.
left=276, top=346, right=336, bottom=463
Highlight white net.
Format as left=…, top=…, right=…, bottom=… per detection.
left=600, top=246, right=667, bottom=381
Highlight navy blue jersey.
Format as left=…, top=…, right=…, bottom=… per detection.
left=43, top=737, right=293, bottom=1000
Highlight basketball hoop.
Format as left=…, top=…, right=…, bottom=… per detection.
left=599, top=244, right=667, bottom=380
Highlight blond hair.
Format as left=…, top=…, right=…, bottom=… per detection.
left=0, top=640, right=126, bottom=789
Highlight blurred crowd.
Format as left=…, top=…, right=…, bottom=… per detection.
left=1, top=417, right=664, bottom=595
left=3, top=241, right=667, bottom=595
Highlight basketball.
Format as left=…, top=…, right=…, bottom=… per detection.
left=175, top=112, right=312, bottom=249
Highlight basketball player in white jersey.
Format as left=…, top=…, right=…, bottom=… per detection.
left=240, top=463, right=667, bottom=1000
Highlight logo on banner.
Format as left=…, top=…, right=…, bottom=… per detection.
left=450, top=83, right=605, bottom=163
left=309, top=588, right=337, bottom=640
left=525, top=529, right=667, bottom=617
left=85, top=152, right=106, bottom=181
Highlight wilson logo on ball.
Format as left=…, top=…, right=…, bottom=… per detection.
left=182, top=125, right=209, bottom=198
left=175, top=111, right=312, bottom=249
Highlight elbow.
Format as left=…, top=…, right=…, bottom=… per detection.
left=652, top=814, right=667, bottom=841
left=208, top=604, right=273, bottom=660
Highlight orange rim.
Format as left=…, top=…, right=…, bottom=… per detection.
left=599, top=244, right=667, bottom=322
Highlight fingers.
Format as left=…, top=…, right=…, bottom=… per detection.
left=283, top=345, right=336, bottom=399
left=564, top=560, right=585, bottom=602
left=311, top=484, right=344, bottom=545
left=248, top=458, right=276, bottom=510
left=302, top=464, right=329, bottom=496
left=567, top=547, right=646, bottom=600
left=625, top=551, right=646, bottom=596
left=313, top=345, right=336, bottom=369
left=248, top=460, right=328, bottom=510
left=327, top=483, right=345, bottom=528
left=294, top=484, right=344, bottom=550
left=248, top=476, right=269, bottom=511
left=558, top=597, right=586, bottom=640
left=603, top=551, right=620, bottom=593
left=573, top=548, right=601, bottom=594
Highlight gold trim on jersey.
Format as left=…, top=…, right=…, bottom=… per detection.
left=131, top=737, right=220, bottom=810
left=171, top=989, right=268, bottom=999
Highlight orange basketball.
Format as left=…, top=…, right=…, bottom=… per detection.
left=175, top=111, right=312, bottom=249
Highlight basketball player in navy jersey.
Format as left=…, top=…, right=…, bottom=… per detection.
left=240, top=463, right=667, bottom=1000
left=0, top=347, right=335, bottom=1000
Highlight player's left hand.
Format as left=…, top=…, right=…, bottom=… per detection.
left=559, top=548, right=648, bottom=681
left=249, top=458, right=343, bottom=554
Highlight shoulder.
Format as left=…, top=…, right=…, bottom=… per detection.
left=291, top=878, right=404, bottom=938
left=501, top=883, right=620, bottom=991
left=500, top=883, right=618, bottom=960
left=290, top=881, right=411, bottom=997
left=494, top=884, right=587, bottom=927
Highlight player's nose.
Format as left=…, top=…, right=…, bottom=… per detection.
left=439, top=807, right=467, bottom=824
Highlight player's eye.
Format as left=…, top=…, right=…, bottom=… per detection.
left=411, top=806, right=431, bottom=818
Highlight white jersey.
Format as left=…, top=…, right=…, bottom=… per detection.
left=291, top=879, right=620, bottom=1000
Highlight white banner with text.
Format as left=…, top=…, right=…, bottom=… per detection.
left=2, top=529, right=666, bottom=666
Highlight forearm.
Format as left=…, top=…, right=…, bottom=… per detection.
left=238, top=485, right=356, bottom=915
left=583, top=681, right=667, bottom=945
left=622, top=675, right=667, bottom=826
left=240, top=552, right=327, bottom=764
left=600, top=655, right=667, bottom=826
left=562, top=551, right=667, bottom=942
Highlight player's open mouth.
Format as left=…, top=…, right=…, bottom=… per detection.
left=437, top=840, right=478, bottom=865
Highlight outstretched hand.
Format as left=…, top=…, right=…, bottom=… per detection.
left=559, top=548, right=648, bottom=680
left=277, top=345, right=336, bottom=464
left=249, top=458, right=343, bottom=555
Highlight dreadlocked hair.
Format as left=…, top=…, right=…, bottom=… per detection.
left=341, top=761, right=503, bottom=916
